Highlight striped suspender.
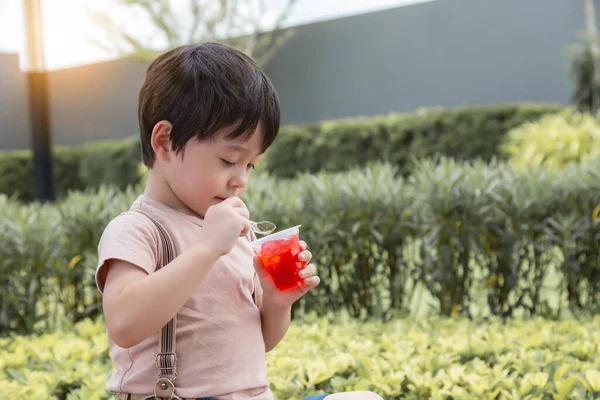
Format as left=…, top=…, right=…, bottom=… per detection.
left=134, top=211, right=181, bottom=400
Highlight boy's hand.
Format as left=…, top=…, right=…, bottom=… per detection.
left=200, top=197, right=251, bottom=257
left=253, top=240, right=320, bottom=309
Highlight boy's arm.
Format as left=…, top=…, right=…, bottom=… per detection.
left=103, top=243, right=219, bottom=348
left=259, top=302, right=291, bottom=352
left=102, top=196, right=251, bottom=349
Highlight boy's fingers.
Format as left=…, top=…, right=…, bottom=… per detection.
left=299, top=240, right=308, bottom=250
left=253, top=256, right=270, bottom=280
left=235, top=208, right=250, bottom=220
left=298, top=250, right=312, bottom=263
left=240, top=223, right=251, bottom=237
left=299, top=263, right=317, bottom=278
left=253, top=255, right=264, bottom=271
left=224, top=196, right=248, bottom=210
left=302, top=275, right=320, bottom=290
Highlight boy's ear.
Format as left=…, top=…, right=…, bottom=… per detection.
left=151, top=120, right=173, bottom=161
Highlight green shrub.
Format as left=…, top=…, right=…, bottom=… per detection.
left=502, top=109, right=600, bottom=170
left=2, top=158, right=600, bottom=336
left=0, top=138, right=141, bottom=203
left=0, top=148, right=86, bottom=203
left=0, top=104, right=562, bottom=201
left=1, top=316, right=599, bottom=399
left=78, top=137, right=141, bottom=191
left=0, top=186, right=139, bottom=335
left=263, top=103, right=563, bottom=178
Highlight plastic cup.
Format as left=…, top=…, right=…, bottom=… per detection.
left=249, top=225, right=305, bottom=292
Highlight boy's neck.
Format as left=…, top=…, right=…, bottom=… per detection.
left=143, top=169, right=200, bottom=218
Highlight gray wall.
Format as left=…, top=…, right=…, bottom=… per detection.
left=0, top=0, right=596, bottom=149
left=0, top=57, right=147, bottom=150
left=0, top=53, right=31, bottom=150
left=265, top=0, right=591, bottom=125
left=47, top=58, right=147, bottom=146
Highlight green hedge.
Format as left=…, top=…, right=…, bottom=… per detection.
left=2, top=157, right=599, bottom=336
left=1, top=316, right=599, bottom=399
left=0, top=148, right=86, bottom=203
left=0, top=137, right=141, bottom=203
left=0, top=104, right=562, bottom=202
left=264, top=103, right=564, bottom=178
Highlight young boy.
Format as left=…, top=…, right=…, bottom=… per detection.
left=96, top=42, right=382, bottom=400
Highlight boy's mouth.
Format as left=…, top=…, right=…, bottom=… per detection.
left=215, top=196, right=228, bottom=202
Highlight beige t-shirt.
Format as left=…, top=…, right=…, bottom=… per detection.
left=95, top=195, right=272, bottom=399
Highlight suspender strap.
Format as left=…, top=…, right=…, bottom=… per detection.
left=130, top=210, right=259, bottom=399
left=134, top=211, right=179, bottom=399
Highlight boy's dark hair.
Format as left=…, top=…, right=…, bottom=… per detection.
left=138, top=42, right=281, bottom=166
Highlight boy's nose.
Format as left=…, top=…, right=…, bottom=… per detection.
left=230, top=171, right=248, bottom=189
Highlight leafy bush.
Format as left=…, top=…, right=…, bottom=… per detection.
left=0, top=316, right=599, bottom=399
left=0, top=138, right=141, bottom=203
left=248, top=159, right=600, bottom=321
left=264, top=103, right=563, bottom=178
left=502, top=110, right=600, bottom=170
left=0, top=186, right=138, bottom=335
left=2, top=158, right=600, bottom=336
left=77, top=137, right=142, bottom=191
left=0, top=104, right=561, bottom=201
left=0, top=148, right=87, bottom=203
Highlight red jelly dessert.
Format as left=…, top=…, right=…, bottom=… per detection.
left=258, top=233, right=304, bottom=292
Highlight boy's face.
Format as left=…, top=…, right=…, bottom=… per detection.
left=165, top=124, right=264, bottom=218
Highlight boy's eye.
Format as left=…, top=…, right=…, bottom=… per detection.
left=221, top=159, right=256, bottom=170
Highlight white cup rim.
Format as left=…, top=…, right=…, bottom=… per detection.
left=249, top=225, right=302, bottom=249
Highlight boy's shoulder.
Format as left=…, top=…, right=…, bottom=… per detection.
left=101, top=209, right=157, bottom=238
left=101, top=196, right=159, bottom=238
left=96, top=198, right=164, bottom=292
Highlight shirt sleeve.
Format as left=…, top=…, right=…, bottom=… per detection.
left=95, top=212, right=161, bottom=293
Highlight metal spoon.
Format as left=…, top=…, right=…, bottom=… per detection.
left=250, top=220, right=276, bottom=235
